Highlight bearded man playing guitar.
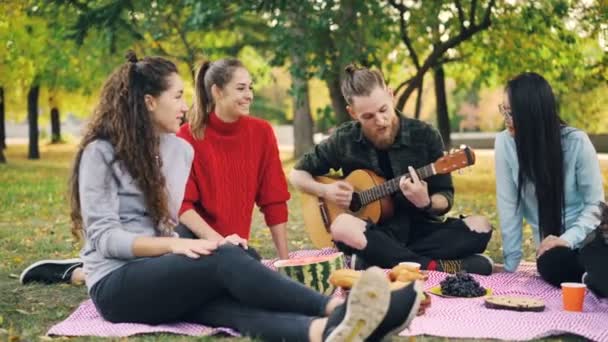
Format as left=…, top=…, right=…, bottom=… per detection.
left=290, top=65, right=494, bottom=275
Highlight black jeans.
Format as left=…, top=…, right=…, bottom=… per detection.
left=336, top=217, right=492, bottom=269
left=537, top=246, right=585, bottom=287
left=580, top=232, right=608, bottom=298
left=90, top=244, right=329, bottom=342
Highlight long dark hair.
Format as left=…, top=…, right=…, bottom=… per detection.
left=69, top=51, right=178, bottom=239
left=598, top=202, right=608, bottom=244
left=189, top=58, right=245, bottom=139
left=507, top=72, right=566, bottom=238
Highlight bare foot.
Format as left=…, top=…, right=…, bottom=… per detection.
left=70, top=267, right=85, bottom=285
left=330, top=214, right=368, bottom=250
left=324, top=297, right=344, bottom=316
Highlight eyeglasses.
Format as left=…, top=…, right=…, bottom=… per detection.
left=498, top=103, right=512, bottom=121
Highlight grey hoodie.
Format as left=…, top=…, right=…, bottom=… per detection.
left=79, top=134, right=194, bottom=291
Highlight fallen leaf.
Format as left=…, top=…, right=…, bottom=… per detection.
left=15, top=309, right=30, bottom=315
left=8, top=274, right=19, bottom=279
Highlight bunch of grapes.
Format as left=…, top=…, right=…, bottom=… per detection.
left=440, top=272, right=486, bottom=297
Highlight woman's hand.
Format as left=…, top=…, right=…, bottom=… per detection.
left=537, top=235, right=569, bottom=258
left=170, top=239, right=219, bottom=258
left=221, top=234, right=249, bottom=249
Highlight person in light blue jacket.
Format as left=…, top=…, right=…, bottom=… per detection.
left=495, top=72, right=604, bottom=287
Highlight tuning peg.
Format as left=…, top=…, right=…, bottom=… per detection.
left=457, top=169, right=463, bottom=175
left=459, top=144, right=467, bottom=150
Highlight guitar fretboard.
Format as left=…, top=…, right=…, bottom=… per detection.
left=358, top=164, right=435, bottom=206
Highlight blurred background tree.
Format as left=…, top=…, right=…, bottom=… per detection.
left=0, top=0, right=605, bottom=160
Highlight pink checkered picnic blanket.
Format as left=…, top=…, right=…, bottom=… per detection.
left=402, top=263, right=608, bottom=341
left=48, top=249, right=608, bottom=341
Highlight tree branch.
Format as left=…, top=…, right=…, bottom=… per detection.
left=388, top=0, right=420, bottom=69
left=394, top=76, right=414, bottom=94
left=470, top=0, right=478, bottom=26
left=437, top=54, right=471, bottom=65
left=455, top=0, right=466, bottom=32
left=395, top=0, right=495, bottom=110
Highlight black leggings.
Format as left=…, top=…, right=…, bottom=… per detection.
left=90, top=244, right=329, bottom=342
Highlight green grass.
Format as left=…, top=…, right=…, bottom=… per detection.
left=1, top=144, right=607, bottom=341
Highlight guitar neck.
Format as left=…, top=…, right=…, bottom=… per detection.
left=358, top=164, right=436, bottom=206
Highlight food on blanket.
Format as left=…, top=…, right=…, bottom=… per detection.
left=398, top=262, right=421, bottom=272
left=484, top=295, right=545, bottom=312
left=274, top=252, right=345, bottom=295
left=329, top=269, right=361, bottom=289
left=389, top=264, right=428, bottom=282
left=330, top=269, right=419, bottom=291
left=440, top=272, right=486, bottom=297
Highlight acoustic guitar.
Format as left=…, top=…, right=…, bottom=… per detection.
left=299, top=146, right=476, bottom=248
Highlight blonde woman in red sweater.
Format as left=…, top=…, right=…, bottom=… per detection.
left=176, top=58, right=290, bottom=259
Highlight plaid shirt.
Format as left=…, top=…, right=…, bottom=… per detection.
left=295, top=115, right=455, bottom=231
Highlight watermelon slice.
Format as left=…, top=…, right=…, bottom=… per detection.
left=274, top=253, right=345, bottom=295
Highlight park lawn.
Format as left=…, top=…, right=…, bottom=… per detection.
left=1, top=143, right=606, bottom=342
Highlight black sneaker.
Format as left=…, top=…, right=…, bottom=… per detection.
left=437, top=254, right=493, bottom=275
left=367, top=280, right=424, bottom=342
left=20, top=258, right=83, bottom=285
left=323, top=267, right=391, bottom=342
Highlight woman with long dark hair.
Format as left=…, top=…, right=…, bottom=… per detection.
left=24, top=51, right=422, bottom=342
left=495, top=72, right=604, bottom=287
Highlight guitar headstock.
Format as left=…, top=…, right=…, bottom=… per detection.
left=433, top=145, right=476, bottom=175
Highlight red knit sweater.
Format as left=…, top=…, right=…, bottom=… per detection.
left=177, top=112, right=290, bottom=239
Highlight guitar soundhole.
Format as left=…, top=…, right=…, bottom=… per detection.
left=349, top=192, right=362, bottom=212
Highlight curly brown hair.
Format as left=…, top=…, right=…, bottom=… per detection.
left=69, top=51, right=178, bottom=240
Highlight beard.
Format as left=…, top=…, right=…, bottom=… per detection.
left=363, top=116, right=399, bottom=150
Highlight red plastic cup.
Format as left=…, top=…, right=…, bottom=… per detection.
left=561, top=282, right=586, bottom=312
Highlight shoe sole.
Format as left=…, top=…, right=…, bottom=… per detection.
left=19, top=258, right=81, bottom=284
left=325, top=267, right=390, bottom=342
left=380, top=280, right=425, bottom=342
left=475, top=253, right=494, bottom=275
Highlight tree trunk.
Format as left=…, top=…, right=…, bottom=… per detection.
left=327, top=75, right=350, bottom=125
left=433, top=64, right=451, bottom=149
left=0, top=86, right=5, bottom=150
left=28, top=84, right=40, bottom=159
left=50, top=107, right=61, bottom=143
left=291, top=53, right=314, bottom=159
left=414, top=78, right=424, bottom=119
